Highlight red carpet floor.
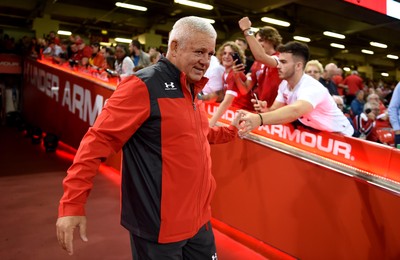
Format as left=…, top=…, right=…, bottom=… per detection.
left=0, top=125, right=267, bottom=260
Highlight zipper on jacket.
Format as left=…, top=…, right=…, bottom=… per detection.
left=192, top=94, right=209, bottom=228
left=189, top=84, right=196, bottom=111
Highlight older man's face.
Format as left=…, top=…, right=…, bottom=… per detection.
left=173, top=32, right=215, bottom=83
left=324, top=64, right=337, bottom=79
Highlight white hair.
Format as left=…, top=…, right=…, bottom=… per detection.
left=168, top=16, right=217, bottom=49
left=364, top=101, right=379, bottom=113
left=367, top=93, right=379, bottom=102
left=332, top=95, right=344, bottom=105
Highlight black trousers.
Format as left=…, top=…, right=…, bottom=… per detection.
left=130, top=221, right=217, bottom=260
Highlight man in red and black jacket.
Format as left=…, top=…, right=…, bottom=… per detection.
left=56, top=16, right=239, bottom=259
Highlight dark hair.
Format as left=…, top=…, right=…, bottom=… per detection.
left=105, top=47, right=115, bottom=55
left=130, top=39, right=141, bottom=49
left=235, top=37, right=247, bottom=45
left=277, top=41, right=310, bottom=64
left=91, top=42, right=100, bottom=48
left=115, top=44, right=129, bottom=62
left=61, top=39, right=71, bottom=45
left=106, top=56, right=115, bottom=70
left=116, top=44, right=128, bottom=54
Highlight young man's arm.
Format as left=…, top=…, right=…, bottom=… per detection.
left=236, top=100, right=313, bottom=136
left=238, top=17, right=279, bottom=68
left=209, top=94, right=235, bottom=127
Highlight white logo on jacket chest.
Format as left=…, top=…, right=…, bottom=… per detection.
left=164, top=82, right=177, bottom=90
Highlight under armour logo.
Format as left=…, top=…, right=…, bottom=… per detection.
left=164, top=82, right=177, bottom=90
left=211, top=252, right=218, bottom=260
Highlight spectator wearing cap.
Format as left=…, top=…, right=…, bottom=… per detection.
left=71, top=37, right=93, bottom=67
left=129, top=39, right=150, bottom=70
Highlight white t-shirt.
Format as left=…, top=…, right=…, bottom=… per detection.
left=43, top=45, right=63, bottom=57
left=276, top=74, right=354, bottom=136
left=115, top=56, right=134, bottom=79
left=202, top=55, right=225, bottom=94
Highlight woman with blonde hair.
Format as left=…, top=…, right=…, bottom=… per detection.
left=305, top=59, right=324, bottom=80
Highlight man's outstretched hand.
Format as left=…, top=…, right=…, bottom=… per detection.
left=56, top=216, right=88, bottom=255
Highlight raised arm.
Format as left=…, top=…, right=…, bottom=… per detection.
left=233, top=70, right=253, bottom=95
left=238, top=17, right=279, bottom=68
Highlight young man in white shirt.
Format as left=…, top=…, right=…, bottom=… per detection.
left=236, top=41, right=354, bottom=137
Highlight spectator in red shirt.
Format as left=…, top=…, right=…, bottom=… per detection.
left=353, top=101, right=380, bottom=142
left=47, top=31, right=60, bottom=47
left=367, top=93, right=391, bottom=129
left=332, top=68, right=344, bottom=95
left=341, top=70, right=364, bottom=106
left=70, top=37, right=93, bottom=67
left=235, top=17, right=283, bottom=110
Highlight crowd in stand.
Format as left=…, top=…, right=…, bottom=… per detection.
left=0, top=31, right=164, bottom=83
left=196, top=17, right=398, bottom=147
left=1, top=26, right=399, bottom=147
left=300, top=58, right=396, bottom=144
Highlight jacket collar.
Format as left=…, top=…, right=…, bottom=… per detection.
left=160, top=56, right=209, bottom=94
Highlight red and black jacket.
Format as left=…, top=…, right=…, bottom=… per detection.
left=59, top=57, right=237, bottom=243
